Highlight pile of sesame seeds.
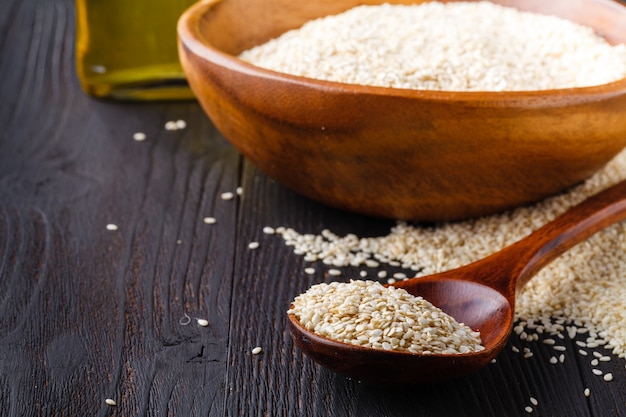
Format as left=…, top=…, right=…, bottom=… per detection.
left=274, top=149, right=626, bottom=369
left=288, top=280, right=484, bottom=354
left=239, top=2, right=626, bottom=91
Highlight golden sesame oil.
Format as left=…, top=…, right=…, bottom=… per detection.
left=75, top=0, right=196, bottom=100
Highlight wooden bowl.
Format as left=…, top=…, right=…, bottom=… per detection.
left=178, top=0, right=626, bottom=221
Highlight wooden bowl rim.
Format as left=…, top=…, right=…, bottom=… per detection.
left=178, top=0, right=626, bottom=103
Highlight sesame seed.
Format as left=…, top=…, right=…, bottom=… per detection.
left=175, top=119, right=187, bottom=129
left=133, top=132, right=146, bottom=141
left=197, top=319, right=209, bottom=327
left=263, top=226, right=275, bottom=235
left=591, top=359, right=599, bottom=366
left=603, top=373, right=613, bottom=382
left=288, top=280, right=484, bottom=354
left=236, top=187, right=243, bottom=195
left=553, top=345, right=566, bottom=352
left=549, top=356, right=558, bottom=365
left=106, top=224, right=118, bottom=231
left=530, top=397, right=538, bottom=406
left=105, top=399, right=117, bottom=406
left=252, top=346, right=262, bottom=355
left=542, top=338, right=556, bottom=345
left=240, top=3, right=626, bottom=92
left=248, top=241, right=260, bottom=249
left=221, top=192, right=234, bottom=200
left=304, top=268, right=315, bottom=275
left=328, top=269, right=342, bottom=276
left=203, top=217, right=217, bottom=224
left=592, top=369, right=603, bottom=376
left=584, top=388, right=591, bottom=397
left=360, top=270, right=368, bottom=277
left=165, top=121, right=177, bottom=130
left=525, top=406, right=533, bottom=414
left=271, top=147, right=626, bottom=361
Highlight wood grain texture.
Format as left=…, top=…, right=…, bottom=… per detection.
left=1, top=0, right=625, bottom=416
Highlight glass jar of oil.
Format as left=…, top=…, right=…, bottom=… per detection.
left=75, top=0, right=197, bottom=100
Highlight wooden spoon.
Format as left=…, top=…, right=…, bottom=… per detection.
left=288, top=178, right=626, bottom=384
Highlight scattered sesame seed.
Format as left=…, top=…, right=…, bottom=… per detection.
left=512, top=346, right=520, bottom=353
left=221, top=192, right=235, bottom=200
left=592, top=369, right=603, bottom=376
left=393, top=272, right=407, bottom=279
left=133, top=132, right=146, bottom=141
left=176, top=240, right=182, bottom=245
left=360, top=270, right=368, bottom=277
left=599, top=356, right=611, bottom=362
left=542, top=338, right=556, bottom=345
left=272, top=148, right=626, bottom=363
left=203, top=217, right=217, bottom=224
left=236, top=187, right=243, bottom=195
left=165, top=121, right=177, bottom=130
left=197, top=318, right=209, bottom=327
left=377, top=270, right=387, bottom=278
left=105, top=399, right=117, bottom=406
left=549, top=356, right=558, bottom=365
left=175, top=119, right=187, bottom=129
left=603, top=373, right=613, bottom=382
left=591, top=359, right=599, bottom=366
left=304, top=267, right=316, bottom=275
left=559, top=354, right=565, bottom=363
left=328, top=269, right=342, bottom=276
left=584, top=388, right=591, bottom=397
left=252, top=346, right=262, bottom=355
left=106, top=224, right=118, bottom=231
left=387, top=278, right=396, bottom=284
left=248, top=241, right=260, bottom=249
left=365, top=260, right=380, bottom=268
left=263, top=226, right=275, bottom=235
left=525, top=406, right=533, bottom=414
left=553, top=345, right=566, bottom=352
left=530, top=397, right=538, bottom=406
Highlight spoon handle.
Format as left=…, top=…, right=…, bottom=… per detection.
left=496, top=179, right=626, bottom=298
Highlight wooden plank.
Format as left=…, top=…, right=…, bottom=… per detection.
left=229, top=162, right=626, bottom=416
left=0, top=1, right=240, bottom=416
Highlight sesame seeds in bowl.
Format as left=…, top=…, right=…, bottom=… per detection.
left=179, top=0, right=626, bottom=221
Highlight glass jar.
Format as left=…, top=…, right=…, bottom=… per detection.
left=75, top=0, right=197, bottom=100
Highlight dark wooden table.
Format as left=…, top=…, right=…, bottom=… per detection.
left=2, top=0, right=625, bottom=416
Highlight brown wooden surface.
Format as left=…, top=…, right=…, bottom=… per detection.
left=1, top=0, right=626, bottom=416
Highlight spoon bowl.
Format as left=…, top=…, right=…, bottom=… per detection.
left=288, top=178, right=626, bottom=384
